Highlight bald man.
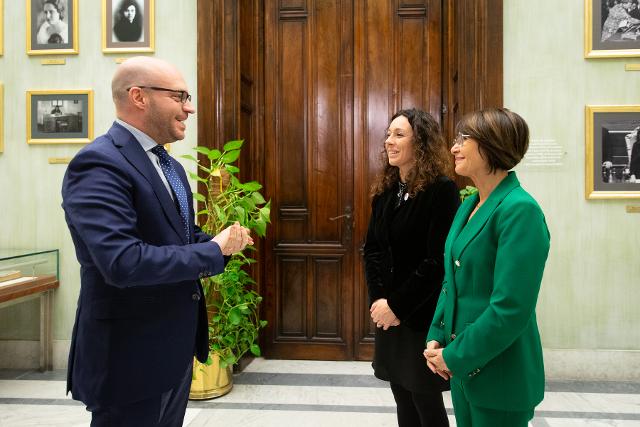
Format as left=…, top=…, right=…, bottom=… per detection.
left=61, top=57, right=251, bottom=426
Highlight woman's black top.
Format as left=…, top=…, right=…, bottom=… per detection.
left=364, top=176, right=459, bottom=392
left=113, top=18, right=143, bottom=42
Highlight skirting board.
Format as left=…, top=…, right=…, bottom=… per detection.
left=0, top=341, right=638, bottom=381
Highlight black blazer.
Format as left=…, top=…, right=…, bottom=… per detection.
left=364, top=176, right=460, bottom=331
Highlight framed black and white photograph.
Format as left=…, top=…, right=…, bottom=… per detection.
left=27, top=0, right=79, bottom=55
left=103, top=0, right=154, bottom=53
left=27, top=90, right=93, bottom=144
left=586, top=105, right=640, bottom=199
left=585, top=0, right=640, bottom=58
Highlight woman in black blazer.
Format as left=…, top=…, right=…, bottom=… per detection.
left=364, top=108, right=460, bottom=426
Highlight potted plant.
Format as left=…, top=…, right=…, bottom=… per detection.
left=182, top=140, right=270, bottom=399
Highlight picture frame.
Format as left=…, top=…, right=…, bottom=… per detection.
left=27, top=90, right=93, bottom=144
left=27, top=0, right=79, bottom=55
left=585, top=105, right=640, bottom=199
left=102, top=0, right=154, bottom=53
left=585, top=0, right=640, bottom=58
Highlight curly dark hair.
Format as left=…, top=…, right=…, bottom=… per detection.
left=370, top=108, right=453, bottom=198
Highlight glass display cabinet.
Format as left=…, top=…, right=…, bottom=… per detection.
left=0, top=249, right=60, bottom=371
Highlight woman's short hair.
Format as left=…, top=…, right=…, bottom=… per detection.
left=371, top=108, right=453, bottom=197
left=44, top=0, right=65, bottom=20
left=456, top=107, right=530, bottom=173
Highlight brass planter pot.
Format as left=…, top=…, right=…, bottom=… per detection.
left=189, top=354, right=233, bottom=400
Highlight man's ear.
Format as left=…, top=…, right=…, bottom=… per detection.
left=128, top=87, right=147, bottom=111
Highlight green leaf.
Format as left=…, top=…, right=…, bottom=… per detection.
left=242, top=181, right=262, bottom=192
left=225, top=165, right=240, bottom=173
left=239, top=197, right=255, bottom=211
left=222, top=149, right=241, bottom=164
left=250, top=344, right=261, bottom=357
left=259, top=320, right=268, bottom=328
left=251, top=192, right=266, bottom=204
left=234, top=206, right=246, bottom=220
left=208, top=149, right=222, bottom=161
left=180, top=154, right=198, bottom=162
left=194, top=146, right=212, bottom=156
left=193, top=193, right=206, bottom=202
left=187, top=172, right=208, bottom=184
left=260, top=205, right=271, bottom=222
left=229, top=308, right=242, bottom=325
left=254, top=218, right=267, bottom=237
left=224, top=140, right=244, bottom=151
left=213, top=204, right=226, bottom=223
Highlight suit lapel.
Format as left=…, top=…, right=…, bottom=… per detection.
left=443, top=194, right=476, bottom=333
left=451, top=172, right=520, bottom=262
left=108, top=123, right=188, bottom=244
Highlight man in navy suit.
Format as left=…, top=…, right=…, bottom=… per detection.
left=61, top=57, right=252, bottom=426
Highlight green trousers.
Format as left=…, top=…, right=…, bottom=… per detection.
left=450, top=379, right=534, bottom=427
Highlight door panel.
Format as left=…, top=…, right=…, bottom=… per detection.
left=264, top=0, right=354, bottom=360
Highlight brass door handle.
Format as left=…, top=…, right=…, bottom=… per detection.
left=329, top=213, right=351, bottom=221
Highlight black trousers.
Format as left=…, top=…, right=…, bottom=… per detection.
left=390, top=382, right=449, bottom=427
left=89, top=362, right=193, bottom=427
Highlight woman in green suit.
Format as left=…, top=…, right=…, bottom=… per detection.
left=424, top=108, right=550, bottom=427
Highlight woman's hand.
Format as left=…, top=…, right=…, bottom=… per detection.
left=370, top=298, right=400, bottom=330
left=424, top=341, right=451, bottom=380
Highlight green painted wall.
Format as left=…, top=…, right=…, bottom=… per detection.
left=505, top=0, right=640, bottom=350
left=0, top=1, right=199, bottom=349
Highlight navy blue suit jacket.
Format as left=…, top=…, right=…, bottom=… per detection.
left=62, top=122, right=224, bottom=406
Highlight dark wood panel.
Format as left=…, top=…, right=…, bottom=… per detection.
left=278, top=257, right=307, bottom=337
left=278, top=21, right=308, bottom=209
left=281, top=0, right=307, bottom=10
left=313, top=257, right=341, bottom=338
left=313, top=0, right=342, bottom=243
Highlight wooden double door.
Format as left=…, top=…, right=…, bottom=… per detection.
left=197, top=0, right=503, bottom=361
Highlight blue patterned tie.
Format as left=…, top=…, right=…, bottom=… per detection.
left=151, top=145, right=191, bottom=243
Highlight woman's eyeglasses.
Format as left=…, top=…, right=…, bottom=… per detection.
left=452, top=133, right=471, bottom=148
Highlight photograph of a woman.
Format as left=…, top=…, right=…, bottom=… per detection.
left=112, top=0, right=143, bottom=42
left=36, top=0, right=68, bottom=45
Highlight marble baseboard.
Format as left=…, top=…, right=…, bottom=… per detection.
left=0, top=340, right=70, bottom=370
left=543, top=349, right=640, bottom=381
left=0, top=341, right=39, bottom=369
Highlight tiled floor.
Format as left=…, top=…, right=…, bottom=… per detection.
left=1, top=359, right=639, bottom=426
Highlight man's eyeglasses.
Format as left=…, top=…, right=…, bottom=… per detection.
left=452, top=133, right=471, bottom=148
left=127, top=86, right=192, bottom=104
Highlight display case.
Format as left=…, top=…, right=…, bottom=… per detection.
left=0, top=249, right=59, bottom=282
left=0, top=249, right=60, bottom=371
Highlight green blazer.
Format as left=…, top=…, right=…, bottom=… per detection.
left=427, top=172, right=550, bottom=411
